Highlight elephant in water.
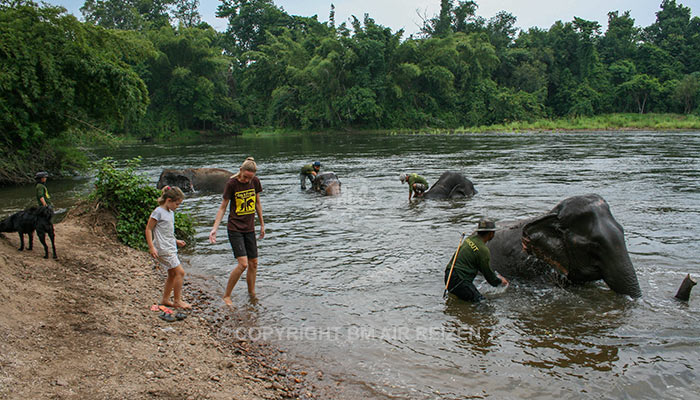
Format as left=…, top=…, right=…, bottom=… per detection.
left=487, top=194, right=641, bottom=298
left=157, top=168, right=234, bottom=193
left=423, top=171, right=477, bottom=199
left=312, top=172, right=341, bottom=195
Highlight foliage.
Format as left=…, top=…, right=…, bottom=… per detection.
left=3, top=0, right=700, bottom=184
left=80, top=0, right=175, bottom=30
left=90, top=157, right=195, bottom=250
left=0, top=1, right=150, bottom=184
left=134, top=24, right=236, bottom=137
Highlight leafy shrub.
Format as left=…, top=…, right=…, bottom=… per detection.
left=90, top=157, right=195, bottom=250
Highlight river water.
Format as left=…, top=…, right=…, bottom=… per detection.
left=2, top=131, right=699, bottom=399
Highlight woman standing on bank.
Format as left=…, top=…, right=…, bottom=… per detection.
left=209, top=157, right=265, bottom=306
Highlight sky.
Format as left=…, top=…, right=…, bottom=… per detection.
left=48, top=0, right=699, bottom=36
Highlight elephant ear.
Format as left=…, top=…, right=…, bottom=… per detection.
left=522, top=213, right=570, bottom=275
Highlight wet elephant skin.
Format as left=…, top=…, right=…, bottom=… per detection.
left=157, top=168, right=234, bottom=193
left=486, top=194, right=642, bottom=298
left=312, top=172, right=341, bottom=195
left=423, top=171, right=477, bottom=199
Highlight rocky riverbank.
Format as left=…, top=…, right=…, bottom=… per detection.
left=0, top=204, right=333, bottom=399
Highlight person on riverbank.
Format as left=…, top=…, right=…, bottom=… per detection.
left=35, top=171, right=52, bottom=208
left=400, top=173, right=429, bottom=200
left=300, top=161, right=321, bottom=190
left=145, top=186, right=190, bottom=309
left=444, top=219, right=509, bottom=302
left=209, top=157, right=265, bottom=306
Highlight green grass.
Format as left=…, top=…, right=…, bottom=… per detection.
left=456, top=113, right=700, bottom=134
left=128, top=113, right=700, bottom=142
left=240, top=127, right=306, bottom=137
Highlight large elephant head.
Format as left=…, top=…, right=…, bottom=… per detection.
left=157, top=169, right=195, bottom=192
left=312, top=172, right=341, bottom=195
left=521, top=194, right=641, bottom=298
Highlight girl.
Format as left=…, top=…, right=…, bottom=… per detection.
left=146, top=186, right=190, bottom=309
left=209, top=157, right=265, bottom=306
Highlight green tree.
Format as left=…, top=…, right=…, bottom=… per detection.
left=486, top=11, right=517, bottom=50
left=673, top=72, right=700, bottom=113
left=0, top=1, right=150, bottom=183
left=216, top=0, right=292, bottom=55
left=619, top=74, right=661, bottom=113
left=172, top=0, right=200, bottom=27
left=81, top=0, right=174, bottom=30
left=137, top=25, right=235, bottom=136
left=644, top=0, right=698, bottom=75
left=599, top=11, right=639, bottom=65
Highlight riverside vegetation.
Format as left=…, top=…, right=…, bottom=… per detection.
left=91, top=157, right=195, bottom=250
left=1, top=0, right=700, bottom=183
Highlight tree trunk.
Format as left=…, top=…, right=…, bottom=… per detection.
left=674, top=274, right=696, bottom=301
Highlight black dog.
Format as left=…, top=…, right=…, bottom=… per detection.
left=0, top=206, right=57, bottom=259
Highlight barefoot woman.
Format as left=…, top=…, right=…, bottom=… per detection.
left=209, top=157, right=265, bottom=306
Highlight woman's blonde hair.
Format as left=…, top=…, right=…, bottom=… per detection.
left=158, top=185, right=185, bottom=205
left=232, top=156, right=257, bottom=180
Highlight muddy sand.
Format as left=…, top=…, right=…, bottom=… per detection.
left=0, top=204, right=335, bottom=399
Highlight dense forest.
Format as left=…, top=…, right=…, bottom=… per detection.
left=1, top=0, right=699, bottom=183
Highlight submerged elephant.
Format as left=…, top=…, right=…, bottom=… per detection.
left=486, top=194, right=641, bottom=297
left=157, top=168, right=234, bottom=193
left=423, top=171, right=477, bottom=199
left=312, top=172, right=341, bottom=195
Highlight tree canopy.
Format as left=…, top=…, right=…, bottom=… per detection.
left=1, top=0, right=699, bottom=183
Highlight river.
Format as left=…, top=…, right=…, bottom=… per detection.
left=2, top=131, right=699, bottom=399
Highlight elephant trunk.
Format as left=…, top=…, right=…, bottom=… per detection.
left=600, top=256, right=641, bottom=298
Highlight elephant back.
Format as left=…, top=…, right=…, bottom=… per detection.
left=424, top=171, right=477, bottom=199
left=190, top=168, right=235, bottom=192
left=157, top=167, right=234, bottom=193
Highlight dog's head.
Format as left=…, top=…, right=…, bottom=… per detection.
left=0, top=216, right=12, bottom=232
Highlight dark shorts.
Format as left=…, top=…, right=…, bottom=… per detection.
left=413, top=183, right=427, bottom=195
left=444, top=270, right=485, bottom=302
left=228, top=230, right=258, bottom=259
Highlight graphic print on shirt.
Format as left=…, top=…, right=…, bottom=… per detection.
left=235, top=188, right=256, bottom=215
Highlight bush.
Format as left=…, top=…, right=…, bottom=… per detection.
left=90, top=157, right=195, bottom=250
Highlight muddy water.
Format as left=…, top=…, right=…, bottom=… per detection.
left=3, top=131, right=699, bottom=399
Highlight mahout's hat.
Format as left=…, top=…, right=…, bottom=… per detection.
left=476, top=219, right=497, bottom=232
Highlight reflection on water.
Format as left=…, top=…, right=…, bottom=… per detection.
left=2, top=131, right=699, bottom=399
left=442, top=299, right=500, bottom=355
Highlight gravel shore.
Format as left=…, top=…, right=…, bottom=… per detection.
left=0, top=204, right=333, bottom=399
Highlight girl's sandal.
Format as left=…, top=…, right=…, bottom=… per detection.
left=159, top=312, right=177, bottom=322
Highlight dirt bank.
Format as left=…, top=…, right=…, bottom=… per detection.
left=0, top=204, right=328, bottom=399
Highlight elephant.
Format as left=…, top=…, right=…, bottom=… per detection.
left=423, top=171, right=477, bottom=199
left=311, top=172, right=341, bottom=195
left=157, top=168, right=234, bottom=193
left=486, top=194, right=642, bottom=298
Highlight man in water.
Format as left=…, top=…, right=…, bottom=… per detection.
left=400, top=173, right=429, bottom=200
left=444, top=219, right=509, bottom=302
left=300, top=161, right=321, bottom=190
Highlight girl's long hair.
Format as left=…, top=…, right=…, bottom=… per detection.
left=232, top=157, right=257, bottom=180
left=158, top=185, right=185, bottom=205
